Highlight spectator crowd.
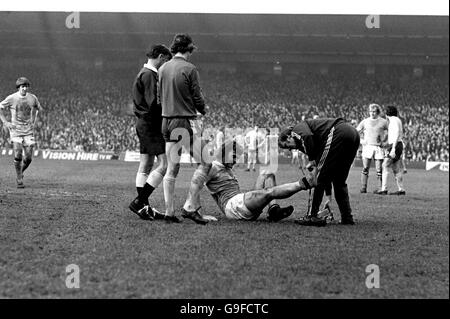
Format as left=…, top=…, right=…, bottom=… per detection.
left=0, top=63, right=448, bottom=162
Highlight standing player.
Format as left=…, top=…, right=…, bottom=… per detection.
left=278, top=117, right=360, bottom=226
left=158, top=33, right=209, bottom=224
left=0, top=77, right=42, bottom=188
left=128, top=44, right=172, bottom=220
left=244, top=125, right=262, bottom=172
left=376, top=105, right=406, bottom=195
left=356, top=104, right=388, bottom=193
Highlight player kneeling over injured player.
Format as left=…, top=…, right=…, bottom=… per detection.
left=181, top=141, right=317, bottom=222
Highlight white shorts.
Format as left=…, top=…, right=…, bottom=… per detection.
left=224, top=193, right=256, bottom=220
left=11, top=134, right=36, bottom=146
left=247, top=149, right=257, bottom=162
left=362, top=144, right=384, bottom=160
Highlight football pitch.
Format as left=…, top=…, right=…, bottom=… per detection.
left=0, top=158, right=448, bottom=298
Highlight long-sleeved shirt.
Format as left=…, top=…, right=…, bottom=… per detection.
left=158, top=56, right=205, bottom=118
left=132, top=64, right=160, bottom=122
left=287, top=118, right=344, bottom=162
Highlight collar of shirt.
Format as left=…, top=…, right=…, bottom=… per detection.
left=143, top=62, right=158, bottom=73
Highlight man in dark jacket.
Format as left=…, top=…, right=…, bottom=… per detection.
left=279, top=118, right=360, bottom=226
left=128, top=44, right=172, bottom=220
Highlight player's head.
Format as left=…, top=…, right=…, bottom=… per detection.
left=146, top=44, right=172, bottom=69
left=16, top=77, right=30, bottom=95
left=216, top=140, right=243, bottom=168
left=170, top=34, right=197, bottom=55
left=368, top=103, right=381, bottom=118
left=385, top=105, right=398, bottom=117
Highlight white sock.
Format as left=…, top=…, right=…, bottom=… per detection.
left=147, top=169, right=165, bottom=189
left=136, top=172, right=149, bottom=188
left=395, top=172, right=405, bottom=191
left=183, top=171, right=208, bottom=212
left=163, top=176, right=176, bottom=216
left=381, top=170, right=388, bottom=191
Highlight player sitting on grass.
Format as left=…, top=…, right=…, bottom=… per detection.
left=181, top=140, right=318, bottom=222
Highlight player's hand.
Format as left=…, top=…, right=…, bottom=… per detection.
left=304, top=161, right=318, bottom=188
left=278, top=136, right=297, bottom=149
left=4, top=122, right=15, bottom=130
left=389, top=149, right=396, bottom=159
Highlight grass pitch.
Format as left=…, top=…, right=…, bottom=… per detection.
left=0, top=158, right=448, bottom=298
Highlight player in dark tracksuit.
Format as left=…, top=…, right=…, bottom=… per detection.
left=278, top=118, right=360, bottom=226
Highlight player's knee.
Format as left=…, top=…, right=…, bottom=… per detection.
left=362, top=167, right=369, bottom=175
left=165, top=163, right=180, bottom=178
left=14, top=156, right=22, bottom=162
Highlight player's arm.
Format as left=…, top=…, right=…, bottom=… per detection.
left=0, top=97, right=14, bottom=129
left=189, top=68, right=206, bottom=115
left=31, top=96, right=43, bottom=128
left=388, top=120, right=400, bottom=158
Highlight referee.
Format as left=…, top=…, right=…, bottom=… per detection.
left=128, top=44, right=172, bottom=220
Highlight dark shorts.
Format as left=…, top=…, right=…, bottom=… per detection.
left=386, top=141, right=403, bottom=162
left=136, top=119, right=165, bottom=155
left=162, top=117, right=194, bottom=144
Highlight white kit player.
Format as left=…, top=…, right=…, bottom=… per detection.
left=244, top=125, right=264, bottom=172
left=356, top=103, right=388, bottom=193
left=376, top=105, right=406, bottom=195
left=0, top=77, right=42, bottom=188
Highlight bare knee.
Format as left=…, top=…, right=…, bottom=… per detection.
left=165, top=163, right=180, bottom=178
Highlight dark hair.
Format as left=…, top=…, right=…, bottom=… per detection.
left=16, top=77, right=30, bottom=88
left=385, top=105, right=398, bottom=117
left=170, top=34, right=196, bottom=54
left=146, top=44, right=172, bottom=59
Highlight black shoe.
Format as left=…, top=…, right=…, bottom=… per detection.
left=388, top=190, right=406, bottom=195
left=373, top=190, right=387, bottom=195
left=294, top=215, right=327, bottom=227
left=181, top=208, right=208, bottom=225
left=129, top=199, right=153, bottom=220
left=244, top=168, right=250, bottom=171
left=360, top=188, right=367, bottom=193
left=16, top=178, right=25, bottom=189
left=152, top=209, right=166, bottom=220
left=340, top=217, right=355, bottom=225
left=267, top=204, right=294, bottom=222
left=164, top=215, right=182, bottom=223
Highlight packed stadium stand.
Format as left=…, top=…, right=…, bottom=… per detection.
left=0, top=13, right=448, bottom=161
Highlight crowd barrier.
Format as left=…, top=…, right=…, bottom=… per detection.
left=1, top=148, right=447, bottom=172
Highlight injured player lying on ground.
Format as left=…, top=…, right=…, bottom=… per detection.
left=181, top=139, right=319, bottom=222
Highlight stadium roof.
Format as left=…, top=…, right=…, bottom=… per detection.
left=0, top=12, right=448, bottom=64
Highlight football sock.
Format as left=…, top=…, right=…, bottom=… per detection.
left=394, top=172, right=404, bottom=191
left=14, top=159, right=22, bottom=179
left=135, top=172, right=149, bottom=198
left=147, top=169, right=164, bottom=189
left=139, top=183, right=155, bottom=205
left=361, top=172, right=368, bottom=189
left=183, top=170, right=208, bottom=212
left=22, top=158, right=32, bottom=173
left=381, top=170, right=388, bottom=191
left=163, top=176, right=176, bottom=216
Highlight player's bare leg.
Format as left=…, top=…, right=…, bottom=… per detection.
left=181, top=138, right=211, bottom=225
left=13, top=142, right=24, bottom=188
left=375, top=159, right=383, bottom=192
left=244, top=175, right=314, bottom=221
left=360, top=157, right=371, bottom=193
left=253, top=173, right=295, bottom=222
left=389, top=161, right=406, bottom=195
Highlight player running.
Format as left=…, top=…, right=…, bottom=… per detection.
left=0, top=77, right=42, bottom=188
left=182, top=140, right=317, bottom=222
left=356, top=103, right=388, bottom=193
